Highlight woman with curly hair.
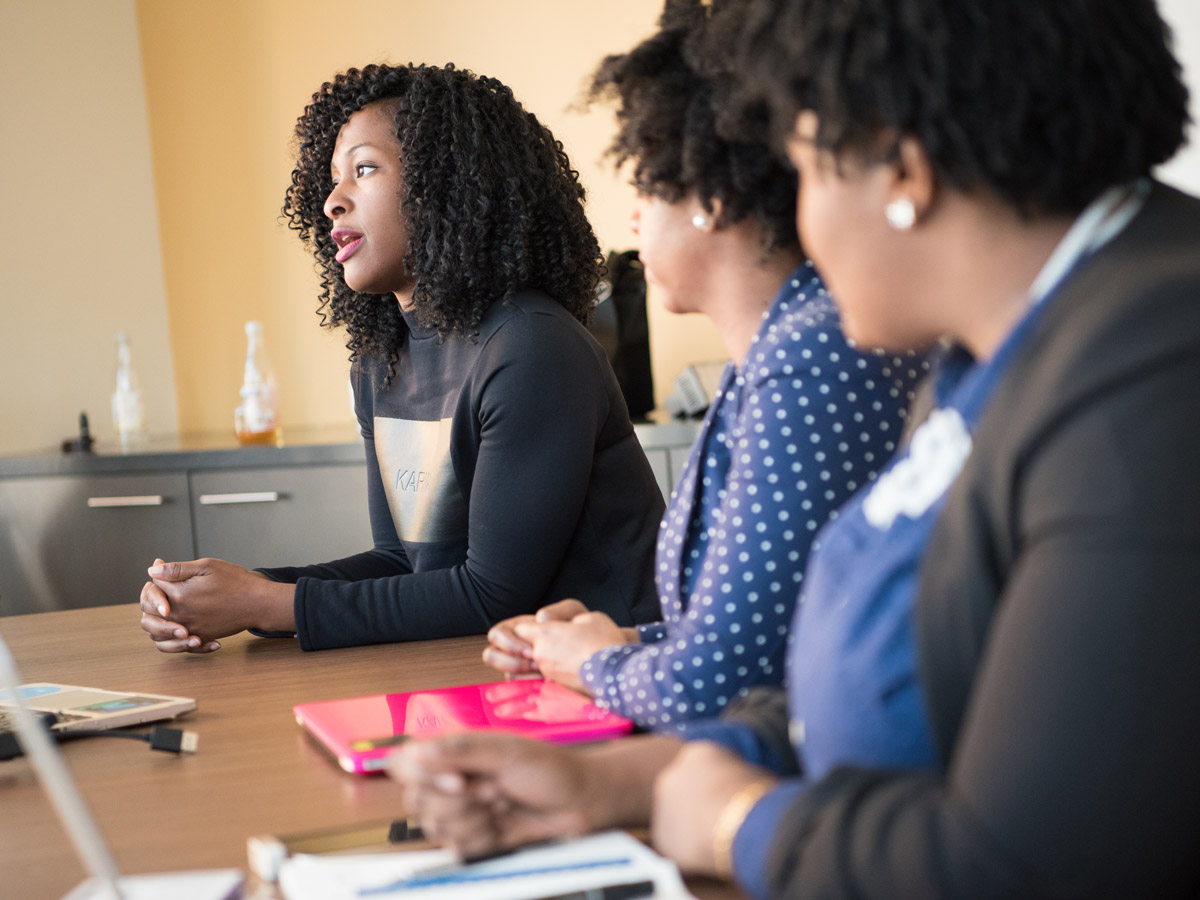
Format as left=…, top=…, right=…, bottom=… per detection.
left=393, top=1, right=1200, bottom=897
left=137, top=63, right=664, bottom=652
left=479, top=0, right=927, bottom=728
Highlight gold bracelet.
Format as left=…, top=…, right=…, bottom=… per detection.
left=711, top=776, right=777, bottom=881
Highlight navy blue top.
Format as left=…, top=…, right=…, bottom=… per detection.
left=579, top=264, right=929, bottom=728
left=684, top=294, right=1051, bottom=900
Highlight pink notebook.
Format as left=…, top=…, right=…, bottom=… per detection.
left=294, top=679, right=633, bottom=774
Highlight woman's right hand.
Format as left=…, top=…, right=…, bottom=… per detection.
left=391, top=731, right=681, bottom=859
left=482, top=598, right=588, bottom=675
left=138, top=558, right=220, bottom=653
left=389, top=732, right=595, bottom=858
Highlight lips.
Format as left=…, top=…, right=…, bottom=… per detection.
left=331, top=229, right=364, bottom=263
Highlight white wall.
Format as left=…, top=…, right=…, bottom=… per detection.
left=0, top=0, right=179, bottom=457
left=1158, top=0, right=1200, bottom=192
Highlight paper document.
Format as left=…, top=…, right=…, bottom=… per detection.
left=60, top=868, right=244, bottom=900
left=277, top=830, right=695, bottom=899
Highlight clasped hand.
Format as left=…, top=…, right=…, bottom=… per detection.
left=388, top=733, right=596, bottom=860
left=138, top=556, right=291, bottom=653
left=390, top=731, right=776, bottom=880
left=482, top=598, right=637, bottom=692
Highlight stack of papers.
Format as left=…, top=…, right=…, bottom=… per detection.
left=277, top=830, right=695, bottom=899
left=62, top=869, right=244, bottom=900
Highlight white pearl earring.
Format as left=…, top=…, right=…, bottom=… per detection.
left=885, top=198, right=916, bottom=231
left=692, top=214, right=710, bottom=230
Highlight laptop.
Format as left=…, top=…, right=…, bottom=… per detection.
left=0, top=682, right=196, bottom=734
left=294, top=678, right=634, bottom=774
left=0, top=632, right=242, bottom=899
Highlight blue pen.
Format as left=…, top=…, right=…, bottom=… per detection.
left=358, top=856, right=634, bottom=895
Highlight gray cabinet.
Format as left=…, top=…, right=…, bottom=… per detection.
left=0, top=472, right=194, bottom=615
left=191, top=464, right=372, bottom=569
left=0, top=420, right=699, bottom=617
left=634, top=419, right=701, bottom=501
left=0, top=430, right=372, bottom=617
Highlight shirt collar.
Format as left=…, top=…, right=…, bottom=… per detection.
left=1027, top=179, right=1150, bottom=306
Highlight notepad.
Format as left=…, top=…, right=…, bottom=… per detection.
left=276, top=830, right=695, bottom=900
left=294, top=679, right=633, bottom=774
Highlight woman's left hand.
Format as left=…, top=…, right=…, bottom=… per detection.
left=513, top=609, right=634, bottom=692
left=144, top=558, right=294, bottom=643
left=652, top=740, right=777, bottom=877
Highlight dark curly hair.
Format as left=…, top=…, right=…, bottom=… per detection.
left=588, top=0, right=800, bottom=254
left=283, top=63, right=604, bottom=373
left=739, top=0, right=1191, bottom=217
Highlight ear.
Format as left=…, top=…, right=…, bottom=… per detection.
left=889, top=135, right=936, bottom=225
left=690, top=196, right=723, bottom=233
left=706, top=196, right=725, bottom=227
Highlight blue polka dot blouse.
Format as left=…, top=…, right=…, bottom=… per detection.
left=579, top=263, right=930, bottom=730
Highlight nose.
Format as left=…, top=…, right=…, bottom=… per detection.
left=324, top=180, right=349, bottom=220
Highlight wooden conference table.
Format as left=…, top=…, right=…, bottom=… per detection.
left=0, top=605, right=742, bottom=900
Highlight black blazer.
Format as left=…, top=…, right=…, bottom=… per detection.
left=750, top=183, right=1200, bottom=899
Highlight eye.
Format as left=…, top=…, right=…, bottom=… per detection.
left=354, top=162, right=378, bottom=178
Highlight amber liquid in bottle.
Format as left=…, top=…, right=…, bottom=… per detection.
left=234, top=321, right=281, bottom=446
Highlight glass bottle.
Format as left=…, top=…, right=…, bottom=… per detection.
left=111, top=331, right=147, bottom=450
left=234, top=321, right=281, bottom=445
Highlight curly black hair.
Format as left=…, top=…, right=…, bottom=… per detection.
left=283, top=63, right=603, bottom=372
left=739, top=0, right=1191, bottom=217
left=588, top=0, right=800, bottom=254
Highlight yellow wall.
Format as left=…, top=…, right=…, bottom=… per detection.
left=135, top=0, right=729, bottom=438
left=0, top=0, right=179, bottom=456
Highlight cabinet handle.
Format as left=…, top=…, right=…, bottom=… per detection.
left=198, top=491, right=281, bottom=505
left=86, top=495, right=164, bottom=508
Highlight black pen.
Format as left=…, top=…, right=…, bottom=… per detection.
left=524, top=880, right=656, bottom=900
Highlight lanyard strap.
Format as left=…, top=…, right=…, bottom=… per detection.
left=1028, top=180, right=1149, bottom=306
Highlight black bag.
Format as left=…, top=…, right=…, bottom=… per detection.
left=592, top=249, right=655, bottom=419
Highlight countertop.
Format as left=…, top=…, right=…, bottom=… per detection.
left=0, top=414, right=701, bottom=479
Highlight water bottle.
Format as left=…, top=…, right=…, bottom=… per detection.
left=234, top=321, right=281, bottom=445
left=111, top=332, right=147, bottom=450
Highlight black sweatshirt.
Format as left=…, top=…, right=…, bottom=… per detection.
left=260, top=291, right=665, bottom=650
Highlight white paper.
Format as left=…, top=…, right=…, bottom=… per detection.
left=277, top=830, right=695, bottom=900
left=60, top=868, right=244, bottom=900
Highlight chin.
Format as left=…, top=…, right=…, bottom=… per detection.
left=342, top=271, right=386, bottom=295
left=840, top=315, right=912, bottom=354
left=846, top=325, right=937, bottom=356
left=651, top=287, right=699, bottom=317
left=657, top=296, right=690, bottom=316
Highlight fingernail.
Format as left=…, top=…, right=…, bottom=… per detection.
left=159, top=606, right=168, bottom=616
left=187, top=637, right=200, bottom=647
left=148, top=566, right=163, bottom=577
left=174, top=628, right=186, bottom=638
left=434, top=773, right=462, bottom=793
left=210, top=642, right=220, bottom=651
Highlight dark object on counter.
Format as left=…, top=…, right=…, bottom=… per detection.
left=61, top=412, right=96, bottom=453
left=591, top=250, right=655, bottom=420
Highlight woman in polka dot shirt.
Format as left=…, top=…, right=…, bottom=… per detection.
left=482, top=0, right=928, bottom=729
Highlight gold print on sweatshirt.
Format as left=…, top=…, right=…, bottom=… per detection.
left=374, top=416, right=466, bottom=543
